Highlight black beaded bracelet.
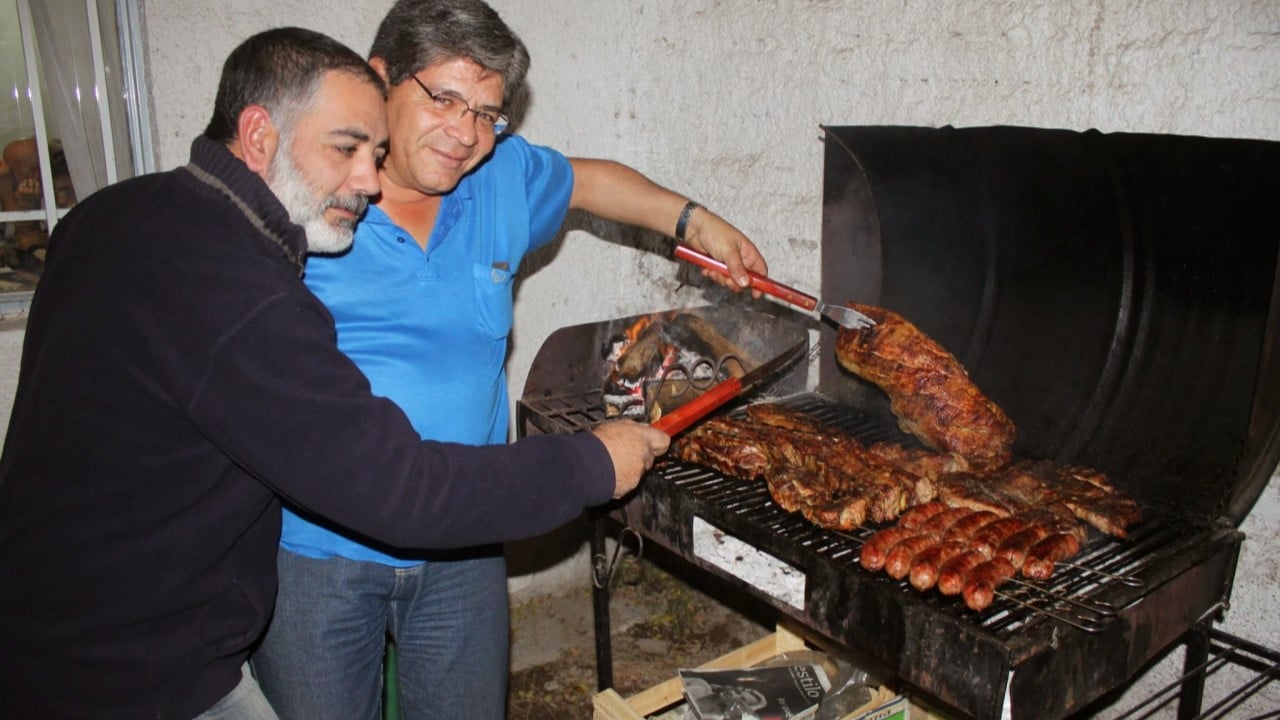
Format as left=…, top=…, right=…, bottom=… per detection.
left=675, top=200, right=702, bottom=241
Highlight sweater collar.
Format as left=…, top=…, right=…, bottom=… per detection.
left=184, top=137, right=308, bottom=275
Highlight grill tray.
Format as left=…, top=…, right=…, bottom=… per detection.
left=517, top=390, right=1244, bottom=719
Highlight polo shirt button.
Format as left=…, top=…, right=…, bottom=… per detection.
left=396, top=236, right=406, bottom=244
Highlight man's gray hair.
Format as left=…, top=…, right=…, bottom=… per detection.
left=204, top=27, right=385, bottom=144
left=369, top=0, right=530, bottom=107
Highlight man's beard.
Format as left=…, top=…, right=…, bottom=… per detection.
left=266, top=145, right=368, bottom=255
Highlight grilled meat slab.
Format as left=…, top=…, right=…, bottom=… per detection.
left=1020, top=461, right=1143, bottom=538
left=868, top=442, right=970, bottom=480
left=671, top=403, right=933, bottom=530
left=934, top=461, right=1139, bottom=538
left=835, top=304, right=1015, bottom=469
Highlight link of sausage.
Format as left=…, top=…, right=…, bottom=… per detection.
left=860, top=527, right=918, bottom=571
left=909, top=540, right=969, bottom=591
left=884, top=533, right=940, bottom=580
left=943, top=510, right=1001, bottom=542
left=962, top=557, right=1017, bottom=611
left=995, top=524, right=1052, bottom=569
left=897, top=501, right=948, bottom=529
left=1021, top=532, right=1082, bottom=580
left=914, top=506, right=975, bottom=537
left=937, top=550, right=987, bottom=596
left=970, top=517, right=1028, bottom=560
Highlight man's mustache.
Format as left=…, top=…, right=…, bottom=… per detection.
left=327, top=193, right=368, bottom=216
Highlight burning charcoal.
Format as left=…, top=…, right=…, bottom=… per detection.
left=602, top=313, right=753, bottom=421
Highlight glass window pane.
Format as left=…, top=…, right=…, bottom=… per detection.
left=0, top=0, right=140, bottom=298
left=1, top=0, right=46, bottom=291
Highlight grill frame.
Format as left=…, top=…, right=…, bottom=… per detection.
left=518, top=125, right=1280, bottom=718
left=519, top=389, right=1244, bottom=718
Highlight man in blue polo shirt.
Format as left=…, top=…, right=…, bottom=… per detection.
left=249, top=2, right=769, bottom=718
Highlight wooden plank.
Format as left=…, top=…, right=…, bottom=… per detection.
left=592, top=689, right=644, bottom=720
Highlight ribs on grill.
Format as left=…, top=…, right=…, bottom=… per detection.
left=671, top=403, right=934, bottom=530
left=835, top=303, right=1015, bottom=470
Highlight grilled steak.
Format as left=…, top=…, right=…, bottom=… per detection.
left=668, top=415, right=777, bottom=480
left=868, top=442, right=970, bottom=480
left=933, top=461, right=1138, bottom=539
left=835, top=304, right=1015, bottom=469
left=1020, top=461, right=1143, bottom=538
left=671, top=403, right=933, bottom=530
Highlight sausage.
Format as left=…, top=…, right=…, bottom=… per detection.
left=1022, top=532, right=1082, bottom=580
left=943, top=510, right=1001, bottom=542
left=962, top=557, right=1017, bottom=611
left=860, top=527, right=917, bottom=571
left=897, top=501, right=948, bottom=529
left=937, top=550, right=988, bottom=596
left=909, top=540, right=969, bottom=591
left=884, top=533, right=940, bottom=579
left=914, top=506, right=975, bottom=537
left=970, top=517, right=1028, bottom=559
left=995, top=524, right=1052, bottom=569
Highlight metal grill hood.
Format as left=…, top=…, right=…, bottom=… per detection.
left=818, top=125, right=1280, bottom=528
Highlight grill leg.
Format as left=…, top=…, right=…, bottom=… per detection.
left=1177, top=625, right=1210, bottom=720
left=590, top=514, right=614, bottom=692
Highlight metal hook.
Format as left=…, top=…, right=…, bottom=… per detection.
left=591, top=527, right=645, bottom=589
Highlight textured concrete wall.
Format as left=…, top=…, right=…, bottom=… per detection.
left=4, top=0, right=1276, bottom=714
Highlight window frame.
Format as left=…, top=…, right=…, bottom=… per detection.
left=0, top=0, right=153, bottom=316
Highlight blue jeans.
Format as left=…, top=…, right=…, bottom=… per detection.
left=194, top=664, right=281, bottom=720
left=251, top=548, right=509, bottom=720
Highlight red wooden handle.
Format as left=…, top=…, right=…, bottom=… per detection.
left=673, top=244, right=818, bottom=311
left=651, top=376, right=743, bottom=436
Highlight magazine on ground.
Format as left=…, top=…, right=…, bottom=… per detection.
left=679, top=663, right=831, bottom=720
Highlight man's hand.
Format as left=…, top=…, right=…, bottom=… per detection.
left=591, top=420, right=671, bottom=499
left=681, top=207, right=769, bottom=298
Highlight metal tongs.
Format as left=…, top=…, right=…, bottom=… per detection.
left=651, top=339, right=806, bottom=436
left=674, top=244, right=876, bottom=329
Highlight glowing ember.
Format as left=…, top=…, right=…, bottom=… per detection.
left=602, top=313, right=751, bottom=421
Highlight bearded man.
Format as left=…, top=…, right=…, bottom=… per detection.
left=0, top=26, right=668, bottom=720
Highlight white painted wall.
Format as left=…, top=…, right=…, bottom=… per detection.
left=2, top=0, right=1275, bottom=714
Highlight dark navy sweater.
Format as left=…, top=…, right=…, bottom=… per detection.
left=0, top=138, right=613, bottom=719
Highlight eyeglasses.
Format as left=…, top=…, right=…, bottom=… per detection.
left=408, top=75, right=509, bottom=135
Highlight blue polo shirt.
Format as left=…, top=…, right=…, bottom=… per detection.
left=282, top=135, right=574, bottom=564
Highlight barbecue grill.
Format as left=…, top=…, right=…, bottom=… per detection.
left=516, top=125, right=1280, bottom=718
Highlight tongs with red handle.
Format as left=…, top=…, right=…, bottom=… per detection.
left=673, top=243, right=875, bottom=330
left=651, top=339, right=806, bottom=436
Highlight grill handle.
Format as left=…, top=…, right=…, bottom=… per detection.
left=673, top=243, right=818, bottom=310
left=651, top=376, right=744, bottom=436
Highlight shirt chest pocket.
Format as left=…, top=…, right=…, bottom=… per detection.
left=472, top=261, right=514, bottom=340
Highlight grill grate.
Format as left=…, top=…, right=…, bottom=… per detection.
left=520, top=386, right=1245, bottom=718
left=519, top=391, right=609, bottom=435
left=653, top=451, right=1171, bottom=638
left=521, top=389, right=1168, bottom=637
